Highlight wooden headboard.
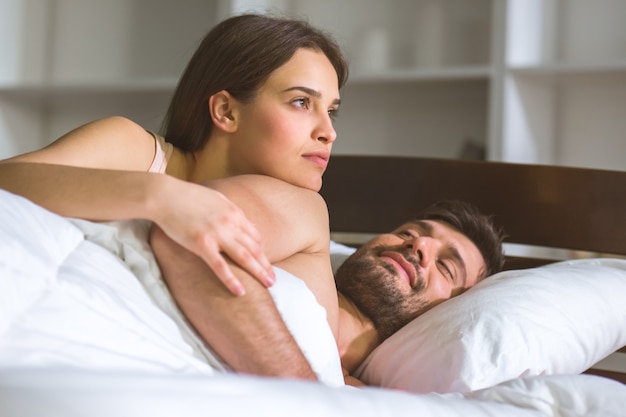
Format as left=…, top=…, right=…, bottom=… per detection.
left=320, top=155, right=626, bottom=269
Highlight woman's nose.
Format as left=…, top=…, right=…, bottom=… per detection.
left=314, top=113, right=337, bottom=144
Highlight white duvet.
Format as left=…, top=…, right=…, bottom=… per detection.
left=1, top=189, right=625, bottom=417
left=0, top=189, right=343, bottom=386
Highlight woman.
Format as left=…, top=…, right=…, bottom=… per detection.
left=0, top=13, right=348, bottom=296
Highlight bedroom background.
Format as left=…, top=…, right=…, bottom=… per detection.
left=0, top=0, right=624, bottom=377
left=1, top=0, right=625, bottom=171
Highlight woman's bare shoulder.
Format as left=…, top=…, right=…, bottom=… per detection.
left=206, top=174, right=329, bottom=252
left=5, top=116, right=157, bottom=170
left=207, top=175, right=326, bottom=216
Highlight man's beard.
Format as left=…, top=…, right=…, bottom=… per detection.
left=335, top=245, right=429, bottom=341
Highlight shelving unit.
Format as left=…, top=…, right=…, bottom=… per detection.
left=285, top=0, right=493, bottom=160
left=1, top=0, right=625, bottom=171
left=494, top=0, right=626, bottom=170
left=0, top=0, right=217, bottom=157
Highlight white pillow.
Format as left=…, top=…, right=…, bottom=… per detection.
left=330, top=240, right=358, bottom=274
left=351, top=257, right=626, bottom=393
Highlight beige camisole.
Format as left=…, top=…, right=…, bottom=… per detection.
left=148, top=132, right=174, bottom=174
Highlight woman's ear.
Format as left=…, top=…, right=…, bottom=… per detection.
left=209, top=90, right=239, bottom=133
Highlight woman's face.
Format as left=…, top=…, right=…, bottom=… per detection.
left=229, top=48, right=341, bottom=191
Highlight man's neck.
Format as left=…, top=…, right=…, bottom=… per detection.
left=336, top=292, right=380, bottom=374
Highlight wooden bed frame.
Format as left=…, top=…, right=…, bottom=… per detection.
left=320, top=155, right=626, bottom=383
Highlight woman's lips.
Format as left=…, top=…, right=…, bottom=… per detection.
left=380, top=251, right=417, bottom=288
left=303, top=152, right=329, bottom=169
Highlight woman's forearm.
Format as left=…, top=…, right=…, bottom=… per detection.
left=0, top=162, right=166, bottom=222
left=0, top=161, right=277, bottom=296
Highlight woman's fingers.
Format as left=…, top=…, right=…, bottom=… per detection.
left=198, top=224, right=276, bottom=296
left=228, top=232, right=276, bottom=286
left=201, top=248, right=247, bottom=296
left=155, top=182, right=276, bottom=297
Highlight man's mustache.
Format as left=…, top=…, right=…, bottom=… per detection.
left=373, top=245, right=421, bottom=273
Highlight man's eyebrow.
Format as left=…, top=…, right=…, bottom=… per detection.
left=283, top=86, right=341, bottom=106
left=415, top=220, right=467, bottom=287
left=414, top=220, right=432, bottom=234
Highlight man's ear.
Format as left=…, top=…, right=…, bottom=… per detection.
left=209, top=90, right=239, bottom=133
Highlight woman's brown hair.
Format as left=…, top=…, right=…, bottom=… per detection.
left=162, top=13, right=349, bottom=151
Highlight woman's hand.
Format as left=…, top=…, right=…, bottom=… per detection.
left=152, top=178, right=276, bottom=296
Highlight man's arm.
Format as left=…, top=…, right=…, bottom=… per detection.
left=151, top=226, right=316, bottom=378
left=150, top=175, right=338, bottom=379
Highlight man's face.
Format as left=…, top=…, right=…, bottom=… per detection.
left=335, top=220, right=485, bottom=340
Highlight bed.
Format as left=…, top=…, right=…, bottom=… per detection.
left=1, top=155, right=626, bottom=416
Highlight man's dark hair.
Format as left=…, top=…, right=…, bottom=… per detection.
left=416, top=200, right=505, bottom=278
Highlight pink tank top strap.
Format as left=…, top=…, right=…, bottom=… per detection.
left=147, top=131, right=173, bottom=174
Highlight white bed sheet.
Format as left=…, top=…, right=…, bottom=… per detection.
left=1, top=369, right=625, bottom=417
left=1, top=189, right=626, bottom=417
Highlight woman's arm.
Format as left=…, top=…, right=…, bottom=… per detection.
left=0, top=117, right=274, bottom=295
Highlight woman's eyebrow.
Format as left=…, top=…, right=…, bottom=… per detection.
left=283, top=86, right=341, bottom=106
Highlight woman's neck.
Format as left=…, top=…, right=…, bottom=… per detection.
left=177, top=135, right=231, bottom=183
left=336, top=292, right=380, bottom=374
left=166, top=146, right=196, bottom=181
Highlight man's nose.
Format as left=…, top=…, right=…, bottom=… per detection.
left=403, top=236, right=434, bottom=268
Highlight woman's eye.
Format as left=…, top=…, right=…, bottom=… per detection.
left=328, top=108, right=339, bottom=122
left=293, top=97, right=310, bottom=109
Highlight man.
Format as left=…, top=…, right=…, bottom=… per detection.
left=332, top=200, right=504, bottom=384
left=150, top=175, right=504, bottom=385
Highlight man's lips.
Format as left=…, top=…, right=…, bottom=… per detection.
left=380, top=250, right=417, bottom=288
left=303, top=151, right=329, bottom=169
